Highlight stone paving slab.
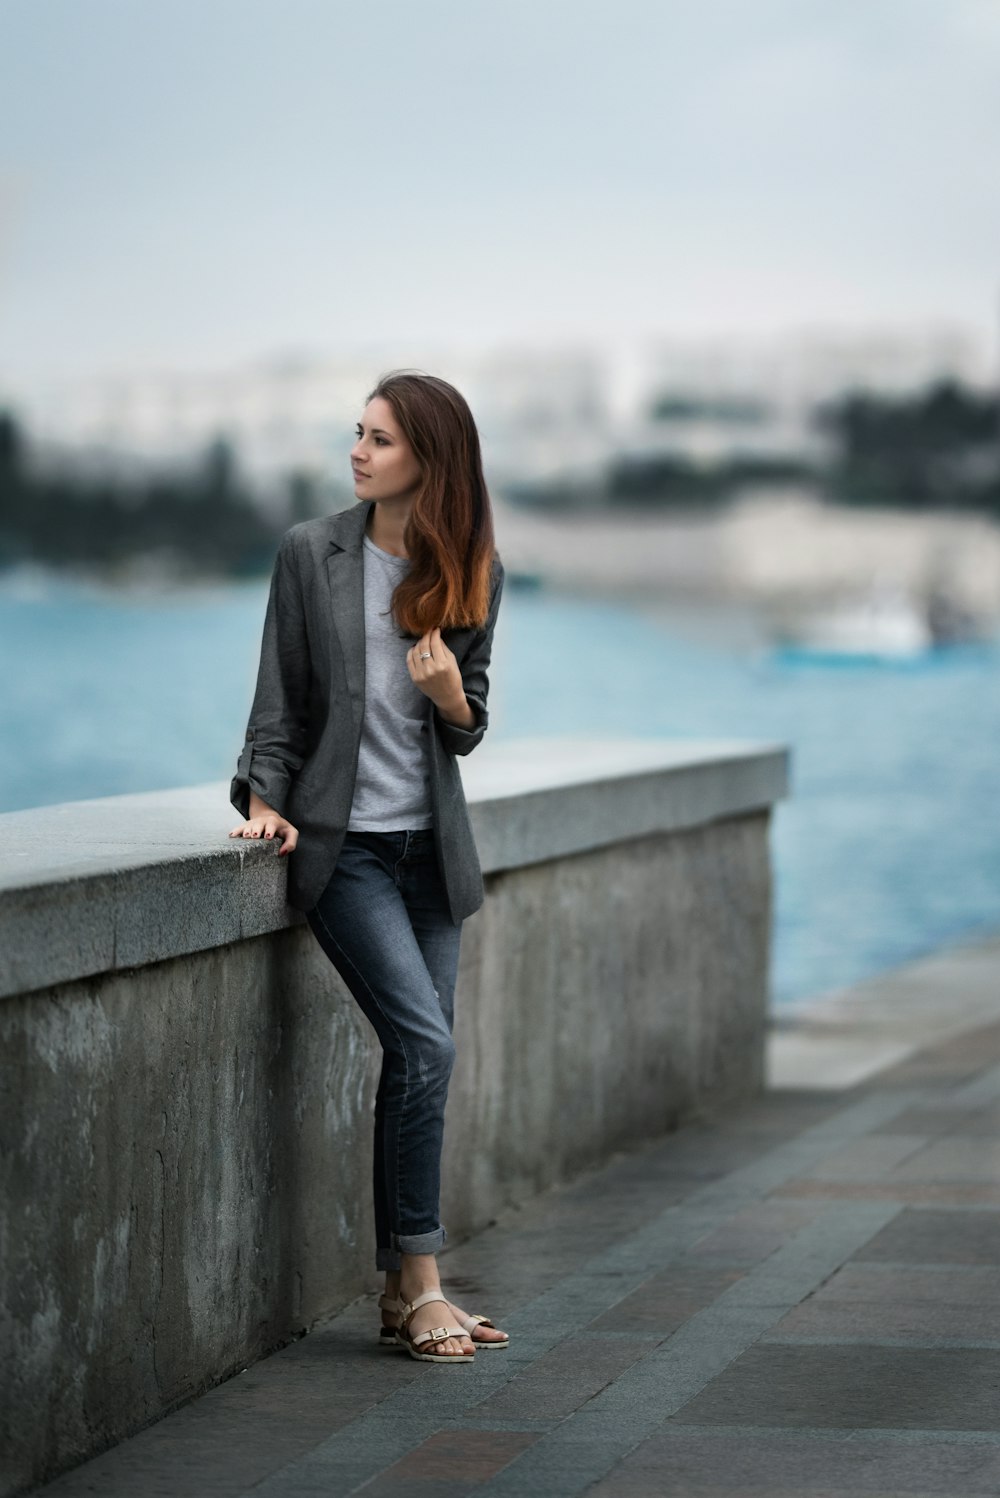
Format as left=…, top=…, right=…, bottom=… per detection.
left=787, top=1262, right=1000, bottom=1304
left=803, top=1131, right=928, bottom=1180
left=769, top=1297, right=1000, bottom=1343
left=584, top=1265, right=747, bottom=1334
left=853, top=1207, right=1000, bottom=1264
left=33, top=930, right=1000, bottom=1498
left=585, top=1428, right=1000, bottom=1496
left=675, top=1344, right=1000, bottom=1430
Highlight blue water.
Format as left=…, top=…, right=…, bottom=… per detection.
left=3, top=571, right=999, bottom=1009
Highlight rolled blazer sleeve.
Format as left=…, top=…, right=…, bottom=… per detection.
left=230, top=530, right=310, bottom=820
left=434, top=558, right=505, bottom=757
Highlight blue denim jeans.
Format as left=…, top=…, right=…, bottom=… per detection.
left=305, top=828, right=462, bottom=1271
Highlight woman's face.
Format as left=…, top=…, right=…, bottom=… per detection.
left=350, top=396, right=422, bottom=505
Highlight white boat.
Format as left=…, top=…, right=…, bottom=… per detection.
left=773, top=579, right=933, bottom=660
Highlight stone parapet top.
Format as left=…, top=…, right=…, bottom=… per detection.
left=0, top=736, right=789, bottom=999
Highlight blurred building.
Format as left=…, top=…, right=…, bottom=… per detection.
left=0, top=323, right=989, bottom=504
left=609, top=324, right=990, bottom=484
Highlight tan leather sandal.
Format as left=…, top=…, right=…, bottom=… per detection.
left=378, top=1292, right=509, bottom=1350
left=395, top=1289, right=477, bottom=1363
left=377, top=1292, right=405, bottom=1350
left=457, top=1311, right=509, bottom=1348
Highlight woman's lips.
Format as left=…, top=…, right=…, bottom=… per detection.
left=353, top=471, right=369, bottom=479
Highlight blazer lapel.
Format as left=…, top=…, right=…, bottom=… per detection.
left=324, top=501, right=370, bottom=738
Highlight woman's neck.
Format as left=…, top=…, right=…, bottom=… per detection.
left=365, top=500, right=411, bottom=558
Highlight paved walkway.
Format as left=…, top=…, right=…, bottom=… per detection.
left=38, top=929, right=1000, bottom=1497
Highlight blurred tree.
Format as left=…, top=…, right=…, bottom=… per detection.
left=817, top=379, right=1000, bottom=514
left=0, top=410, right=29, bottom=562
left=0, top=416, right=282, bottom=577
left=202, top=435, right=237, bottom=503
left=287, top=468, right=320, bottom=525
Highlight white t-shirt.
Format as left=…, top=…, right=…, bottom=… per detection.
left=346, top=533, right=433, bottom=831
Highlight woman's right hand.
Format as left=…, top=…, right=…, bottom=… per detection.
left=228, top=811, right=299, bottom=855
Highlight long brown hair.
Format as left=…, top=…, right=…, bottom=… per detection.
left=364, top=370, right=498, bottom=634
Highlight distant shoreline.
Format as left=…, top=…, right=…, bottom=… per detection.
left=493, top=488, right=1000, bottom=626
left=4, top=490, right=999, bottom=629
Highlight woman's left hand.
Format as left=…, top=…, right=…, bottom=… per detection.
left=407, top=627, right=464, bottom=708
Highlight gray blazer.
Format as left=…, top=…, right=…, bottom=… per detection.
left=230, top=499, right=505, bottom=924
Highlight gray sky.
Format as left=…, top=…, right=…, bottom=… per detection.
left=1, top=0, right=999, bottom=384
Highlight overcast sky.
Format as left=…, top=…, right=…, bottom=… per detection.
left=1, top=0, right=999, bottom=386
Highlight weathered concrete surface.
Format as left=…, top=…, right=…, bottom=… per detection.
left=0, top=740, right=784, bottom=1497
left=0, top=737, right=787, bottom=1000
left=447, top=817, right=772, bottom=1219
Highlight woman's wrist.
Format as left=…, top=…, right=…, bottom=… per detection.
left=435, top=693, right=476, bottom=730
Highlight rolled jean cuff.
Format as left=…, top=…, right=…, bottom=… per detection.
left=376, top=1247, right=402, bottom=1272
left=392, top=1225, right=447, bottom=1256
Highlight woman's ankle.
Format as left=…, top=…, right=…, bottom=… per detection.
left=398, top=1251, right=442, bottom=1300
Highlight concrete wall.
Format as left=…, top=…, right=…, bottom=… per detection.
left=0, top=737, right=788, bottom=1496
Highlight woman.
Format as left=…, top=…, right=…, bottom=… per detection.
left=228, top=371, right=508, bottom=1364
